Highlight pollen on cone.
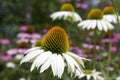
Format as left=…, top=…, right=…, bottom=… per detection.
left=41, top=26, right=69, bottom=54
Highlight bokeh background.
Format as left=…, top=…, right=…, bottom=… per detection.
left=0, top=0, right=120, bottom=80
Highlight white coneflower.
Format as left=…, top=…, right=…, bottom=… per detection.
left=6, top=62, right=16, bottom=69
left=78, top=9, right=114, bottom=32
left=103, top=6, right=120, bottom=24
left=14, top=54, right=24, bottom=60
left=19, top=77, right=26, bottom=80
left=20, top=27, right=89, bottom=79
left=78, top=70, right=104, bottom=80
left=116, top=77, right=120, bottom=80
left=50, top=3, right=82, bottom=22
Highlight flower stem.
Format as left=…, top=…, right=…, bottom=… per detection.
left=106, top=31, right=112, bottom=79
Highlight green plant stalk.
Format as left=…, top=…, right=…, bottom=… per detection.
left=106, top=31, right=112, bottom=80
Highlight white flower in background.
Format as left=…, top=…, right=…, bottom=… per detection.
left=50, top=3, right=82, bottom=22
left=6, top=62, right=16, bottom=69
left=19, top=77, right=26, bottom=80
left=78, top=9, right=114, bottom=32
left=116, top=77, right=120, bottom=80
left=20, top=27, right=89, bottom=79
left=14, top=54, right=24, bottom=60
left=79, top=70, right=104, bottom=80
left=103, top=6, right=120, bottom=24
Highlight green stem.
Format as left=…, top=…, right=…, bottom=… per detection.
left=106, top=31, right=112, bottom=79
left=93, top=30, right=97, bottom=68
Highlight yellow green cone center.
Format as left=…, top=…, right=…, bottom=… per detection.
left=103, top=6, right=115, bottom=14
left=60, top=3, right=75, bottom=12
left=35, top=40, right=42, bottom=47
left=83, top=70, right=92, bottom=74
left=41, top=27, right=69, bottom=54
left=88, top=9, right=103, bottom=19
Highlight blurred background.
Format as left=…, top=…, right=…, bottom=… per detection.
left=0, top=0, right=120, bottom=80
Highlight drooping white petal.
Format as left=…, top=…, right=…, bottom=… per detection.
left=63, top=53, right=83, bottom=75
left=68, top=52, right=89, bottom=68
left=104, top=20, right=114, bottom=30
left=56, top=54, right=65, bottom=78
left=30, top=51, right=52, bottom=71
left=101, top=20, right=108, bottom=32
left=63, top=54, right=75, bottom=73
left=51, top=54, right=58, bottom=76
left=24, top=47, right=40, bottom=54
left=97, top=20, right=103, bottom=31
left=89, top=20, right=96, bottom=30
left=50, top=11, right=82, bottom=22
left=20, top=49, right=44, bottom=64
left=73, top=12, right=82, bottom=22
left=40, top=54, right=52, bottom=73
left=86, top=75, right=91, bottom=80
left=82, top=20, right=91, bottom=29
left=78, top=20, right=89, bottom=27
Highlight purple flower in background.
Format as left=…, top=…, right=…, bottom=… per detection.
left=19, top=25, right=27, bottom=32
left=17, top=33, right=30, bottom=39
left=106, top=66, right=114, bottom=71
left=31, top=33, right=41, bottom=39
left=0, top=38, right=10, bottom=45
left=17, top=38, right=29, bottom=44
left=70, top=46, right=85, bottom=57
left=76, top=3, right=88, bottom=9
left=0, top=54, right=12, bottom=61
left=7, top=48, right=18, bottom=55
left=111, top=46, right=117, bottom=53
left=17, top=33, right=41, bottom=39
left=82, top=43, right=104, bottom=50
left=7, top=48, right=28, bottom=55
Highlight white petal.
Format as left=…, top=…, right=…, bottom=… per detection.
left=97, top=20, right=103, bottom=31
left=78, top=20, right=89, bottom=27
left=40, top=54, right=52, bottom=73
left=24, top=47, right=40, bottom=54
left=87, top=75, right=91, bottom=80
left=104, top=21, right=114, bottom=30
left=20, top=49, right=44, bottom=64
left=90, top=20, right=96, bottom=29
left=51, top=54, right=58, bottom=76
left=56, top=54, right=65, bottom=78
left=73, top=12, right=82, bottom=22
left=82, top=20, right=91, bottom=29
left=68, top=52, right=89, bottom=68
left=101, top=21, right=108, bottom=31
left=30, top=51, right=52, bottom=71
left=63, top=54, right=75, bottom=73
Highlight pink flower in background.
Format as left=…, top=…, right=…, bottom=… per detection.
left=82, top=43, right=104, bottom=50
left=17, top=33, right=30, bottom=39
left=16, top=38, right=29, bottom=43
left=0, top=38, right=10, bottom=45
left=19, top=25, right=27, bottom=32
left=70, top=46, right=85, bottom=57
left=76, top=3, right=88, bottom=9
left=7, top=48, right=28, bottom=55
left=111, top=46, right=117, bottom=53
left=17, top=33, right=41, bottom=39
left=31, top=33, right=41, bottom=39
left=0, top=54, right=12, bottom=61
left=7, top=48, right=18, bottom=55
